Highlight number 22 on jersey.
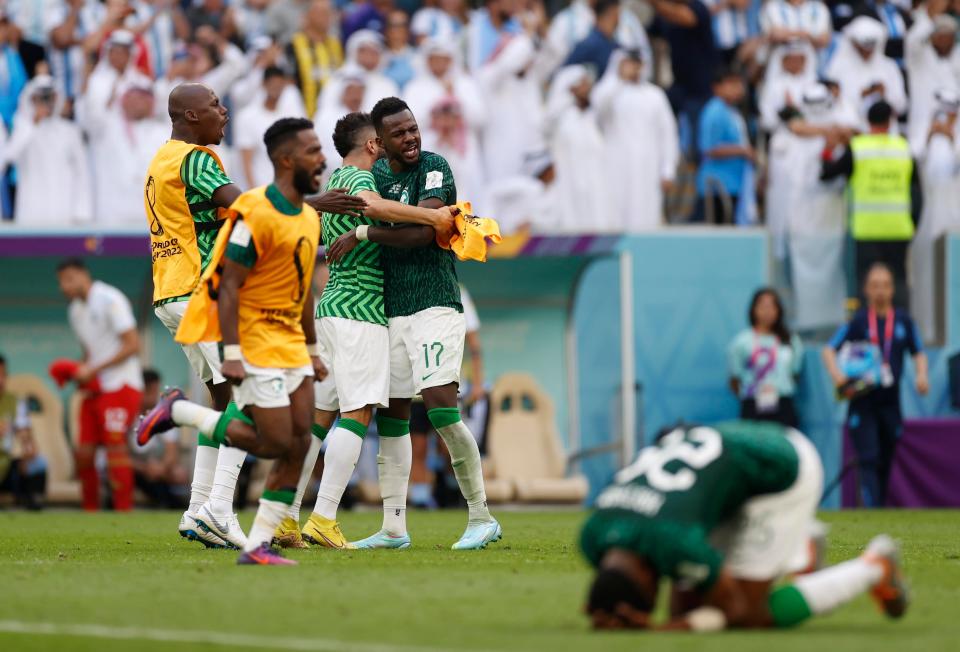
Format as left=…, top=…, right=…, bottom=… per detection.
left=616, top=428, right=724, bottom=492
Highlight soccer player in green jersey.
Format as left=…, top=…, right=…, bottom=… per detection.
left=149, top=84, right=368, bottom=550
left=282, top=112, right=458, bottom=549
left=581, top=421, right=908, bottom=632
left=329, top=97, right=501, bottom=550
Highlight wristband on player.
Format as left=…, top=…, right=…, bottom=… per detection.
left=223, top=344, right=242, bottom=361
left=686, top=607, right=727, bottom=632
left=356, top=225, right=370, bottom=241
left=307, top=343, right=321, bottom=357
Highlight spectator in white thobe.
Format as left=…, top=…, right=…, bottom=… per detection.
left=546, top=64, right=612, bottom=233
left=592, top=49, right=678, bottom=231
left=484, top=150, right=558, bottom=235
left=906, top=8, right=960, bottom=155
left=319, top=29, right=399, bottom=113
left=421, top=97, right=486, bottom=209
left=236, top=66, right=302, bottom=189
left=88, top=81, right=167, bottom=226
left=911, top=89, right=960, bottom=341
left=313, top=68, right=366, bottom=185
left=5, top=76, right=92, bottom=226
left=411, top=0, right=465, bottom=44
left=825, top=16, right=907, bottom=123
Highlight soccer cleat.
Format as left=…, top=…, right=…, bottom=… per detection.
left=451, top=519, right=502, bottom=550
left=136, top=388, right=185, bottom=445
left=194, top=504, right=248, bottom=550
left=301, top=514, right=355, bottom=549
left=178, top=511, right=229, bottom=549
left=864, top=534, right=909, bottom=619
left=351, top=529, right=412, bottom=550
left=273, top=516, right=310, bottom=549
left=236, top=542, right=297, bottom=566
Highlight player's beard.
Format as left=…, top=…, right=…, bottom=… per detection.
left=293, top=166, right=320, bottom=195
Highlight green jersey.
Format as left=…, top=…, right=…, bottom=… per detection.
left=317, top=166, right=386, bottom=325
left=372, top=152, right=462, bottom=318
left=580, top=421, right=800, bottom=591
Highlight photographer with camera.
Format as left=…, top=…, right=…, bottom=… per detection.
left=822, top=262, right=929, bottom=507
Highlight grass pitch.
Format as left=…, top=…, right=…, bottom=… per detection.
left=0, top=509, right=958, bottom=652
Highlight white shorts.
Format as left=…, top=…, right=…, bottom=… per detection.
left=232, top=361, right=313, bottom=410
left=711, top=429, right=825, bottom=581
left=154, top=302, right=224, bottom=385
left=389, top=307, right=465, bottom=398
left=314, top=316, right=390, bottom=413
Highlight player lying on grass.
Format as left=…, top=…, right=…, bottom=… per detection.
left=139, top=118, right=333, bottom=565
left=581, top=420, right=908, bottom=631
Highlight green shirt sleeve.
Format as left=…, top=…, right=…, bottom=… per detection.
left=181, top=150, right=234, bottom=201
left=346, top=168, right=378, bottom=195
left=224, top=218, right=258, bottom=268
left=419, top=154, right=456, bottom=205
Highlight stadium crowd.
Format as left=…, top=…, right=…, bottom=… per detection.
left=1, top=0, right=959, bottom=324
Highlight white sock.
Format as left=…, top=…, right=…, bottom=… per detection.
left=312, top=424, right=364, bottom=521
left=435, top=419, right=491, bottom=523
left=378, top=434, right=412, bottom=536
left=244, top=495, right=289, bottom=552
left=207, top=446, right=246, bottom=515
left=290, top=433, right=324, bottom=520
left=172, top=400, right=221, bottom=436
left=794, top=557, right=884, bottom=615
left=188, top=444, right=218, bottom=513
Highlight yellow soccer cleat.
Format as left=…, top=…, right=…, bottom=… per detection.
left=301, top=514, right=355, bottom=549
left=273, top=516, right=310, bottom=549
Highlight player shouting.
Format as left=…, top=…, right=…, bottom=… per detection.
left=139, top=117, right=329, bottom=565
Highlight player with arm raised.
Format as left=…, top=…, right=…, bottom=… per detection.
left=581, top=421, right=908, bottom=632
left=146, top=83, right=368, bottom=549
left=344, top=97, right=500, bottom=551
left=139, top=117, right=330, bottom=565
left=274, top=112, right=457, bottom=549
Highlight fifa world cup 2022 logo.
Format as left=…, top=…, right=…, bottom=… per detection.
left=145, top=176, right=164, bottom=236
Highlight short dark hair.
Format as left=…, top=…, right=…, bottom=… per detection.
left=263, top=117, right=315, bottom=162
left=56, top=258, right=87, bottom=273
left=595, top=0, right=620, bottom=17
left=865, top=261, right=895, bottom=281
left=370, top=96, right=411, bottom=134
left=0, top=354, right=6, bottom=368
left=142, top=369, right=161, bottom=386
left=867, top=100, right=893, bottom=126
left=263, top=65, right=286, bottom=82
left=712, top=66, right=741, bottom=85
left=332, top=112, right=374, bottom=157
left=748, top=287, right=791, bottom=345
left=586, top=568, right=654, bottom=620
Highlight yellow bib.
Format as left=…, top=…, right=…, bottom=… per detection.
left=436, top=202, right=502, bottom=262
left=145, top=140, right=227, bottom=302
left=177, top=187, right=320, bottom=369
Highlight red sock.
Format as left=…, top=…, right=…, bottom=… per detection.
left=107, top=451, right=134, bottom=512
left=78, top=465, right=99, bottom=511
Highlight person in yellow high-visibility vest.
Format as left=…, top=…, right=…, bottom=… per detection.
left=821, top=100, right=917, bottom=308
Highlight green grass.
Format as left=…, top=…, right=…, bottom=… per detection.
left=0, top=509, right=958, bottom=652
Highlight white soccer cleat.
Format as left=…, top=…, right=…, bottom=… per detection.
left=194, top=504, right=248, bottom=550
left=351, top=529, right=412, bottom=550
left=451, top=519, right=502, bottom=550
left=179, top=510, right=229, bottom=549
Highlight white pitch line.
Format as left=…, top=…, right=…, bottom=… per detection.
left=0, top=621, right=499, bottom=652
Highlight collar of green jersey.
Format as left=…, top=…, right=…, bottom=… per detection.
left=266, top=184, right=302, bottom=216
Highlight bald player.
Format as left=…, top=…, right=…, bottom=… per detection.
left=144, top=83, right=364, bottom=550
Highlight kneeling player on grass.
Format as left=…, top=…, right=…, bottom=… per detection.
left=138, top=117, right=328, bottom=565
left=581, top=421, right=908, bottom=631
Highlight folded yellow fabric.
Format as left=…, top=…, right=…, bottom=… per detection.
left=436, top=201, right=502, bottom=262
left=175, top=212, right=238, bottom=345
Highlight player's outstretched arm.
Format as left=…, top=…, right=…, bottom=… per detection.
left=357, top=190, right=457, bottom=228
left=326, top=225, right=435, bottom=263
left=307, top=188, right=367, bottom=217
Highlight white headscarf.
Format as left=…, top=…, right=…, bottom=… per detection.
left=545, top=65, right=591, bottom=133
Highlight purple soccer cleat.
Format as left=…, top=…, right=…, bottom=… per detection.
left=136, top=388, right=185, bottom=446
left=237, top=543, right=298, bottom=566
